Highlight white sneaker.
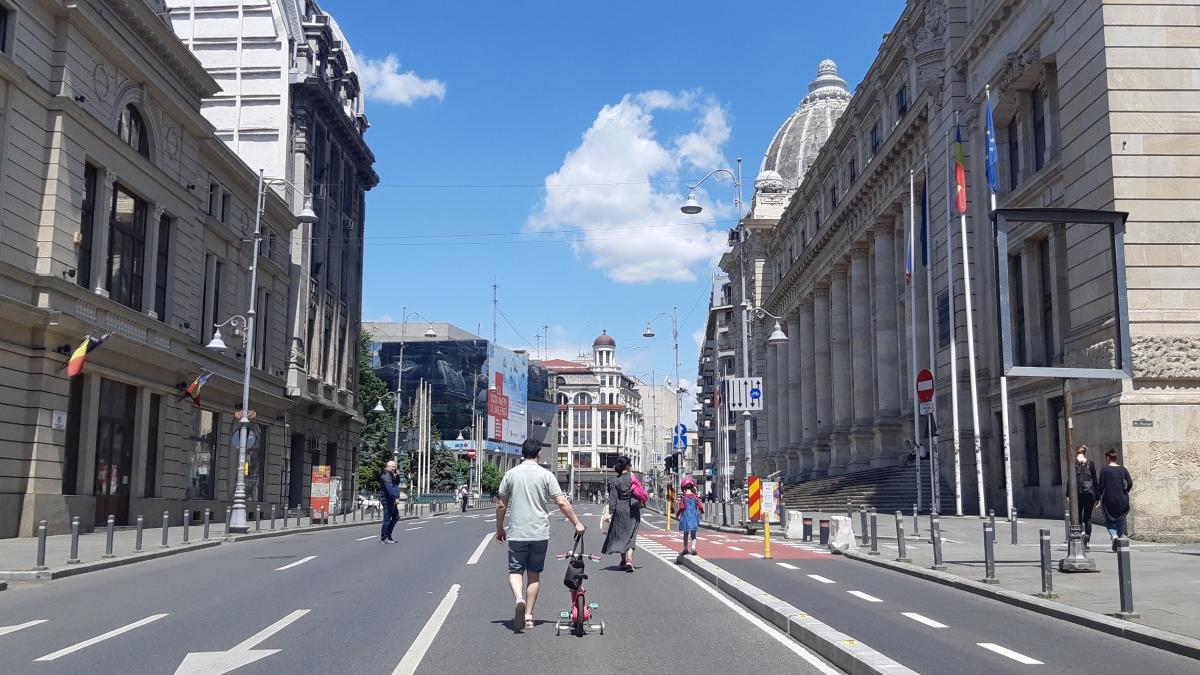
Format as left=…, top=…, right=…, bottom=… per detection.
left=514, top=599, right=527, bottom=630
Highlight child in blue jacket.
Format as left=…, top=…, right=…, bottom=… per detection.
left=676, top=477, right=704, bottom=555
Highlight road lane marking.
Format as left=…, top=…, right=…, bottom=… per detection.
left=274, top=555, right=317, bottom=571
left=355, top=535, right=375, bottom=541
left=727, top=546, right=743, bottom=551
left=847, top=591, right=883, bottom=603
left=977, top=643, right=1043, bottom=665
left=405, top=527, right=423, bottom=531
left=466, top=534, right=492, bottom=565
left=637, top=538, right=839, bottom=675
left=35, top=614, right=168, bottom=661
left=0, top=620, right=47, bottom=637
left=807, top=574, right=835, bottom=584
left=392, top=585, right=461, bottom=675
left=776, top=562, right=799, bottom=570
left=901, top=612, right=948, bottom=628
left=749, top=553, right=764, bottom=558
left=233, top=610, right=310, bottom=650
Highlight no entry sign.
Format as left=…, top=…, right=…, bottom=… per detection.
left=916, top=369, right=935, bottom=403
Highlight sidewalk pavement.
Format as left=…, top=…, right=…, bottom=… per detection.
left=797, top=510, right=1200, bottom=642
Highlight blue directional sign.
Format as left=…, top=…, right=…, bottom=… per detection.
left=672, top=433, right=687, bottom=449
left=674, top=423, right=687, bottom=436
left=749, top=387, right=762, bottom=400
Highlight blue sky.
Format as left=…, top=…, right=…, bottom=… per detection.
left=326, top=0, right=904, bottom=404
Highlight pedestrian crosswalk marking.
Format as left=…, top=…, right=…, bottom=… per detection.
left=847, top=591, right=883, bottom=603
left=776, top=562, right=799, bottom=570
left=977, top=643, right=1043, bottom=665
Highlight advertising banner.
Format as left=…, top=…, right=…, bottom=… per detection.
left=311, top=465, right=331, bottom=520
left=486, top=343, right=528, bottom=452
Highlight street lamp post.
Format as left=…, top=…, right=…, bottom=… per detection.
left=388, top=309, right=437, bottom=461
left=643, top=308, right=683, bottom=495
left=207, top=170, right=317, bottom=534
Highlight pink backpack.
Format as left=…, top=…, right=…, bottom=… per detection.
left=630, top=474, right=648, bottom=505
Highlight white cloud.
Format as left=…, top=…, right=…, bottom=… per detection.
left=527, top=90, right=734, bottom=283
left=692, top=327, right=706, bottom=351
left=359, top=54, right=446, bottom=106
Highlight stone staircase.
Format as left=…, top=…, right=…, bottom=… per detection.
left=781, top=465, right=954, bottom=514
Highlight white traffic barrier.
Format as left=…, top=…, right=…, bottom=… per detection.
left=785, top=510, right=805, bottom=539
left=827, top=515, right=859, bottom=553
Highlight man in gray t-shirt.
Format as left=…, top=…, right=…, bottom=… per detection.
left=496, top=439, right=585, bottom=631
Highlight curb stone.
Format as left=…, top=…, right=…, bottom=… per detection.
left=842, top=549, right=1200, bottom=662
left=679, top=554, right=915, bottom=675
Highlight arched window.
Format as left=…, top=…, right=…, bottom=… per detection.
left=575, top=392, right=592, bottom=406
left=117, top=104, right=149, bottom=158
left=556, top=392, right=569, bottom=405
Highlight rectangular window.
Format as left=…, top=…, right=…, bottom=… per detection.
left=187, top=410, right=219, bottom=500
left=1010, top=254, right=1026, bottom=365
left=201, top=254, right=213, bottom=342
left=79, top=164, right=97, bottom=288
left=1038, top=238, right=1055, bottom=366
left=211, top=260, right=224, bottom=337
left=335, top=308, right=348, bottom=385
left=326, top=442, right=338, bottom=477
left=254, top=288, right=269, bottom=370
left=208, top=182, right=218, bottom=216
left=1021, top=403, right=1040, bottom=487
left=848, top=158, right=857, bottom=183
left=107, top=185, right=147, bottom=310
left=144, top=394, right=161, bottom=498
left=1032, top=84, right=1047, bottom=171
left=937, top=290, right=950, bottom=349
left=321, top=298, right=334, bottom=379
left=63, top=375, right=85, bottom=495
left=220, top=192, right=231, bottom=223
left=1048, top=397, right=1064, bottom=486
left=895, top=85, right=908, bottom=118
left=154, top=214, right=170, bottom=320
left=0, top=8, right=9, bottom=54
left=870, top=122, right=881, bottom=155
left=829, top=183, right=838, bottom=208
left=1007, top=118, right=1020, bottom=191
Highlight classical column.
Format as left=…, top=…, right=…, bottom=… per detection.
left=828, top=264, right=852, bottom=475
left=92, top=170, right=117, bottom=297
left=848, top=243, right=875, bottom=471
left=143, top=204, right=165, bottom=318
left=873, top=221, right=903, bottom=464
left=775, top=328, right=790, bottom=469
left=787, top=311, right=805, bottom=479
left=798, top=299, right=817, bottom=476
left=812, top=283, right=832, bottom=477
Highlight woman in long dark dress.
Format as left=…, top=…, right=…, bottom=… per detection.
left=601, top=457, right=640, bottom=572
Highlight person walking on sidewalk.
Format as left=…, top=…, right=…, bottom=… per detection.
left=1097, top=448, right=1134, bottom=551
left=601, top=456, right=643, bottom=572
left=496, top=439, right=586, bottom=631
left=1074, top=445, right=1099, bottom=548
left=676, top=476, right=704, bottom=557
left=380, top=460, right=401, bottom=543
left=460, top=485, right=470, bottom=513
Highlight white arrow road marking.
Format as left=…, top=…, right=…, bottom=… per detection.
left=977, top=642, right=1043, bottom=665
left=847, top=591, right=883, bottom=603
left=392, top=585, right=460, bottom=675
left=274, top=555, right=317, bottom=571
left=36, top=614, right=167, bottom=661
left=807, top=574, right=836, bottom=584
left=902, top=612, right=948, bottom=628
left=173, top=609, right=309, bottom=675
left=0, top=620, right=47, bottom=637
left=466, top=533, right=492, bottom=565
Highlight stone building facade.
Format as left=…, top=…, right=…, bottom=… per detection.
left=746, top=0, right=1200, bottom=538
left=166, top=0, right=378, bottom=510
left=0, top=0, right=298, bottom=536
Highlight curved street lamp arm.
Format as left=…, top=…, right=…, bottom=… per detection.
left=687, top=168, right=738, bottom=192
left=747, top=306, right=783, bottom=322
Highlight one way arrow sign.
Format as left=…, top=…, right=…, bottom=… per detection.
left=174, top=609, right=309, bottom=675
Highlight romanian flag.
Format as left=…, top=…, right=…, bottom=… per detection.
left=66, top=333, right=109, bottom=378
left=178, top=371, right=213, bottom=407
left=954, top=124, right=968, bottom=215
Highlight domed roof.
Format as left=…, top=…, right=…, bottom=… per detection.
left=759, top=59, right=852, bottom=192
left=593, top=330, right=616, bottom=348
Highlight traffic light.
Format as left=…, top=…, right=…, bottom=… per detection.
left=664, top=453, right=677, bottom=473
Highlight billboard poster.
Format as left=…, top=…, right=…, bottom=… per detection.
left=311, top=465, right=331, bottom=520
left=486, top=343, right=528, bottom=451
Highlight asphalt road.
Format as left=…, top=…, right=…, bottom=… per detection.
left=633, top=513, right=1199, bottom=675
left=0, top=510, right=837, bottom=675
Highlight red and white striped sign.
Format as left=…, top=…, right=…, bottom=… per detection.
left=916, top=369, right=935, bottom=403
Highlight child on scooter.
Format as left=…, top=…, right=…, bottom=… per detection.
left=676, top=477, right=704, bottom=556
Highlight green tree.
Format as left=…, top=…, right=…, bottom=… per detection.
left=357, top=330, right=393, bottom=493
left=481, top=462, right=503, bottom=496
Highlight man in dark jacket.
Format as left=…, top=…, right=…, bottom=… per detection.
left=381, top=460, right=401, bottom=543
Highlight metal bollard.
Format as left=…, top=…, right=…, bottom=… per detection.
left=982, top=521, right=998, bottom=583
left=1064, top=508, right=1071, bottom=543
left=869, top=510, right=880, bottom=555
left=1010, top=508, right=1018, bottom=545
left=913, top=503, right=919, bottom=536
left=859, top=508, right=869, bottom=546
left=931, top=516, right=946, bottom=570
left=135, top=515, right=144, bottom=552
left=182, top=509, right=190, bottom=544
left=1115, top=536, right=1138, bottom=619
left=271, top=504, right=277, bottom=530
left=988, top=509, right=996, bottom=542
left=68, top=516, right=81, bottom=563
left=802, top=516, right=813, bottom=542
left=846, top=500, right=854, bottom=524
left=203, top=508, right=211, bottom=541
left=102, top=515, right=116, bottom=558
left=160, top=511, right=170, bottom=548
left=320, top=508, right=326, bottom=525
left=224, top=507, right=231, bottom=535
left=1036, top=528, right=1057, bottom=598
left=256, top=505, right=262, bottom=531
left=35, top=520, right=48, bottom=570
left=818, top=518, right=830, bottom=546
left=294, top=508, right=300, bottom=528
left=895, top=512, right=910, bottom=562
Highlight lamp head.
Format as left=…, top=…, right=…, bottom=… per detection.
left=641, top=324, right=655, bottom=338
left=297, top=197, right=318, bottom=224
left=205, top=328, right=228, bottom=352
left=680, top=191, right=702, bottom=215
left=423, top=325, right=437, bottom=338
left=767, top=321, right=788, bottom=345
left=372, top=399, right=385, bottom=413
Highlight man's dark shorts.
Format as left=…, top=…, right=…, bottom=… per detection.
left=507, top=539, right=549, bottom=573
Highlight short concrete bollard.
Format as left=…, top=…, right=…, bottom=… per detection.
left=203, top=509, right=211, bottom=541
left=895, top=512, right=910, bottom=563
left=1010, top=508, right=1018, bottom=545
left=1036, top=528, right=1057, bottom=599
left=35, top=520, right=48, bottom=570
left=931, top=516, right=946, bottom=571
left=982, top=521, right=998, bottom=584
left=102, top=515, right=116, bottom=559
left=827, top=516, right=857, bottom=552
left=1116, top=536, right=1139, bottom=619
left=160, top=511, right=170, bottom=549
left=67, top=516, right=81, bottom=564
left=818, top=518, right=831, bottom=546
left=802, top=516, right=813, bottom=543
left=913, top=503, right=919, bottom=537
left=868, top=510, right=880, bottom=556
left=859, top=508, right=870, bottom=547
left=135, top=515, right=144, bottom=552
left=224, top=507, right=231, bottom=534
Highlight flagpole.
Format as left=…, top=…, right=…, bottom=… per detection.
left=945, top=130, right=963, bottom=516
left=923, top=156, right=938, bottom=511
left=985, top=85, right=1016, bottom=521
left=909, top=169, right=921, bottom=513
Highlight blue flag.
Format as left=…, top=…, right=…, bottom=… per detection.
left=920, top=180, right=929, bottom=266
left=984, top=93, right=999, bottom=194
